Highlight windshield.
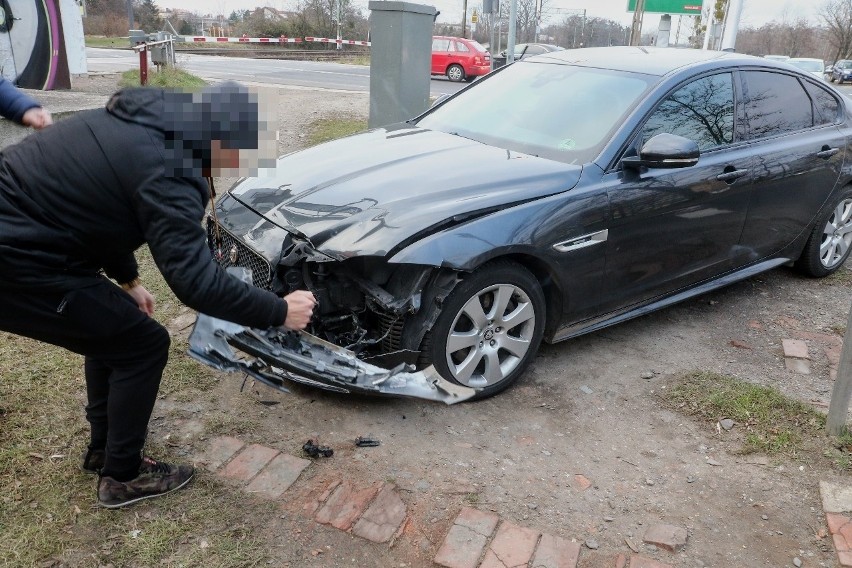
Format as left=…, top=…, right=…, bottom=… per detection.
left=416, top=62, right=654, bottom=164
left=840, top=61, right=852, bottom=69
left=789, top=60, right=823, bottom=72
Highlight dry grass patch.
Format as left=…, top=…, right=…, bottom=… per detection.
left=664, top=371, right=850, bottom=470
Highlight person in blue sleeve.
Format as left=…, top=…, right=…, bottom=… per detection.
left=0, top=77, right=52, bottom=129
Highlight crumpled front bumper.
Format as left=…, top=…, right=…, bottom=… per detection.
left=187, top=313, right=478, bottom=405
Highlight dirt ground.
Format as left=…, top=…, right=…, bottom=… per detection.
left=73, top=73, right=852, bottom=568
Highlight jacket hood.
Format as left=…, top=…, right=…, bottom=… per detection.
left=106, top=87, right=165, bottom=129
left=106, top=83, right=260, bottom=177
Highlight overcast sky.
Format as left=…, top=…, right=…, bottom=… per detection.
left=166, top=0, right=821, bottom=31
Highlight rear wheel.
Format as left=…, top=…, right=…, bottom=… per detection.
left=795, top=187, right=852, bottom=277
left=446, top=64, right=465, bottom=82
left=429, top=262, right=545, bottom=399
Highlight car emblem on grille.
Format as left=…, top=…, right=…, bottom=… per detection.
left=229, top=245, right=238, bottom=264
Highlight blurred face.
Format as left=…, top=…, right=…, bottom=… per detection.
left=206, top=139, right=241, bottom=176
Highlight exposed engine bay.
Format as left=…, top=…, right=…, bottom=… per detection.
left=207, top=216, right=463, bottom=370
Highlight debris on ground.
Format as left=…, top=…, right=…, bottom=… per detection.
left=302, top=440, right=333, bottom=458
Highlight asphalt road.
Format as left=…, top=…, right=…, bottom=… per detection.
left=85, top=47, right=467, bottom=97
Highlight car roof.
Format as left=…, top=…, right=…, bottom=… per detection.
left=538, top=46, right=780, bottom=77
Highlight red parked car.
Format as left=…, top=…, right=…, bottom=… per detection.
left=431, top=36, right=491, bottom=82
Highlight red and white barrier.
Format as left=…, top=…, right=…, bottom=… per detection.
left=182, top=36, right=303, bottom=44
left=304, top=37, right=371, bottom=46
left=179, top=36, right=371, bottom=46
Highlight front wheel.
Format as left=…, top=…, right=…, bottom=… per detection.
left=429, top=262, right=545, bottom=399
left=795, top=187, right=852, bottom=277
left=446, top=64, right=465, bottom=82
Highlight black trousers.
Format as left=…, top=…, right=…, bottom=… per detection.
left=0, top=277, right=170, bottom=478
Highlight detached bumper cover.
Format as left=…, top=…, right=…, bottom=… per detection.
left=187, top=313, right=478, bottom=405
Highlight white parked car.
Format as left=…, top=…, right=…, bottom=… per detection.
left=787, top=57, right=826, bottom=80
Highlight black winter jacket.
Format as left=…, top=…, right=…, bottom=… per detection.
left=0, top=87, right=286, bottom=328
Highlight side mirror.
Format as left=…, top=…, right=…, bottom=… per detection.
left=622, top=133, right=700, bottom=170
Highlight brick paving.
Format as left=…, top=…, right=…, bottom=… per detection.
left=200, top=436, right=696, bottom=567
left=821, top=481, right=852, bottom=567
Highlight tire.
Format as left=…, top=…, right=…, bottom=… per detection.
left=795, top=187, right=852, bottom=277
left=830, top=76, right=836, bottom=83
left=446, top=64, right=465, bottom=82
left=429, top=261, right=545, bottom=399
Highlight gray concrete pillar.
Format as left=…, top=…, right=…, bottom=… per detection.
left=368, top=1, right=437, bottom=128
left=655, top=14, right=671, bottom=48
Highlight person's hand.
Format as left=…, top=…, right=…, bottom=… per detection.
left=283, top=290, right=316, bottom=330
left=125, top=284, right=155, bottom=316
left=21, top=107, right=52, bottom=130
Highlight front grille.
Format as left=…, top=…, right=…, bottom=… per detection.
left=206, top=218, right=274, bottom=290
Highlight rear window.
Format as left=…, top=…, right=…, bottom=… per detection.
left=466, top=40, right=488, bottom=53
left=743, top=71, right=813, bottom=139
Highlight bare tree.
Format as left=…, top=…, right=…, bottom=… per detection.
left=736, top=19, right=825, bottom=58
left=821, top=0, right=852, bottom=61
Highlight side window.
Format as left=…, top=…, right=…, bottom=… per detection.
left=455, top=41, right=469, bottom=52
left=432, top=39, right=450, bottom=51
left=642, top=72, right=734, bottom=151
left=803, top=81, right=840, bottom=125
left=743, top=71, right=813, bottom=139
left=524, top=46, right=547, bottom=56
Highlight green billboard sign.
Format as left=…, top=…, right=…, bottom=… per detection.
left=626, top=0, right=703, bottom=15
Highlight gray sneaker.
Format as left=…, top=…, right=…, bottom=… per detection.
left=97, top=456, right=195, bottom=509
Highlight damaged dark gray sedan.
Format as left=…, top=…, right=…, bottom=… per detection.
left=200, top=47, right=852, bottom=400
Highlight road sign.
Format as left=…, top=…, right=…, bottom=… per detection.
left=472, top=9, right=478, bottom=23
left=626, top=0, right=703, bottom=15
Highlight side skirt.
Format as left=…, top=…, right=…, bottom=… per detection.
left=551, top=257, right=791, bottom=343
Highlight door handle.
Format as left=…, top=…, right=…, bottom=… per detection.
left=816, top=147, right=840, bottom=159
left=715, top=169, right=749, bottom=182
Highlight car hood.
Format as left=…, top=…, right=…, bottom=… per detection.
left=225, top=126, right=582, bottom=259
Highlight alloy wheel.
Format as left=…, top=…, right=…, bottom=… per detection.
left=819, top=197, right=852, bottom=269
left=444, top=283, right=537, bottom=388
left=447, top=65, right=464, bottom=82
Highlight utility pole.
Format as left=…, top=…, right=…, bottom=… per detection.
left=507, top=0, right=517, bottom=63
left=719, top=0, right=743, bottom=51
left=336, top=0, right=342, bottom=50
left=462, top=0, right=468, bottom=38
left=827, top=303, right=852, bottom=436
left=127, top=0, right=134, bottom=30
left=629, top=0, right=646, bottom=46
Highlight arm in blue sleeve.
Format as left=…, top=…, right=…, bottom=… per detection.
left=0, top=77, right=41, bottom=124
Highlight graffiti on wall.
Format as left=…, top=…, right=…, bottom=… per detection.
left=0, top=0, right=74, bottom=90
